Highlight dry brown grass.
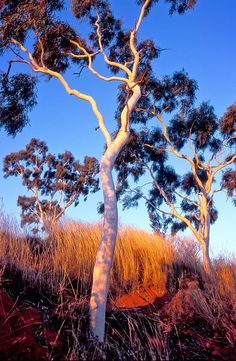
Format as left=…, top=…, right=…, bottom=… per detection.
left=214, top=256, right=236, bottom=304
left=0, top=215, right=175, bottom=297
left=1, top=213, right=236, bottom=360
left=1, top=213, right=235, bottom=301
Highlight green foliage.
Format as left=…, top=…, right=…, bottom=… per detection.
left=0, top=0, right=197, bottom=137
left=220, top=103, right=236, bottom=139
left=3, top=138, right=99, bottom=233
left=0, top=73, right=37, bottom=136
left=116, top=101, right=235, bottom=235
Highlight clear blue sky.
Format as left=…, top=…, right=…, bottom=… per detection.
left=0, top=0, right=235, bottom=257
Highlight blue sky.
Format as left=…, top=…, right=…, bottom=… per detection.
left=0, top=0, right=235, bottom=257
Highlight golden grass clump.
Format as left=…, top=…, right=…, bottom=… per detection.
left=112, top=227, right=174, bottom=294
left=0, top=214, right=33, bottom=268
left=214, top=256, right=236, bottom=304
left=0, top=215, right=175, bottom=296
left=51, top=222, right=175, bottom=295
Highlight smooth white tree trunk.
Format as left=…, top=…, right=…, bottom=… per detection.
left=202, top=240, right=211, bottom=274
left=89, top=84, right=141, bottom=342
left=202, top=214, right=212, bottom=274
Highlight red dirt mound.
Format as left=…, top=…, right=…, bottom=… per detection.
left=113, top=287, right=165, bottom=308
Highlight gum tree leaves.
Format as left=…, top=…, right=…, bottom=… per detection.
left=3, top=138, right=99, bottom=233
left=0, top=73, right=37, bottom=136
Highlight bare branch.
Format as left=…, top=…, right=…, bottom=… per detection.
left=11, top=38, right=40, bottom=70
left=55, top=194, right=77, bottom=221
left=95, top=15, right=131, bottom=77
left=69, top=39, right=129, bottom=84
left=173, top=190, right=199, bottom=207
left=208, top=187, right=222, bottom=204
left=127, top=186, right=173, bottom=216
left=211, top=153, right=236, bottom=178
left=193, top=212, right=201, bottom=222
left=188, top=120, right=201, bottom=167
left=38, top=37, right=46, bottom=68
left=4, top=59, right=35, bottom=77
left=129, top=0, right=151, bottom=81
left=213, top=135, right=236, bottom=165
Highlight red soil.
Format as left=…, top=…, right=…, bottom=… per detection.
left=113, top=287, right=165, bottom=308
left=113, top=285, right=236, bottom=361
left=0, top=289, right=61, bottom=361
left=1, top=283, right=236, bottom=361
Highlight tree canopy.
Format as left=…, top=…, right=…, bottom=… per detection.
left=115, top=100, right=235, bottom=271
left=3, top=138, right=99, bottom=234
left=1, top=0, right=197, bottom=136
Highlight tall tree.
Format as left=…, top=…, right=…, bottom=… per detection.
left=115, top=103, right=236, bottom=273
left=3, top=138, right=99, bottom=236
left=1, top=0, right=197, bottom=341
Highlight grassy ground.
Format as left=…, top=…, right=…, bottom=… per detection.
left=0, top=214, right=236, bottom=360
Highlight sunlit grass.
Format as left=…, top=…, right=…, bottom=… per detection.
left=1, top=213, right=235, bottom=301
left=1, top=212, right=235, bottom=301
left=0, top=215, right=175, bottom=297
left=0, top=212, right=236, bottom=359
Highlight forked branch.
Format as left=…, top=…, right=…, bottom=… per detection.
left=69, top=39, right=129, bottom=83
left=95, top=15, right=132, bottom=77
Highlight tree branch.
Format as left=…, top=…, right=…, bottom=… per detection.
left=144, top=161, right=204, bottom=246
left=127, top=186, right=173, bottom=216
left=55, top=194, right=77, bottom=221
left=95, top=15, right=131, bottom=77
left=173, top=190, right=199, bottom=207
left=213, top=136, right=236, bottom=165
left=10, top=38, right=112, bottom=147
left=69, top=39, right=129, bottom=84
left=154, top=111, right=206, bottom=193
left=210, top=153, right=236, bottom=181
left=129, top=0, right=151, bottom=81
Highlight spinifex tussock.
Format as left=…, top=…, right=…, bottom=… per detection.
left=0, top=213, right=236, bottom=360
left=51, top=221, right=175, bottom=297
left=0, top=215, right=175, bottom=297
